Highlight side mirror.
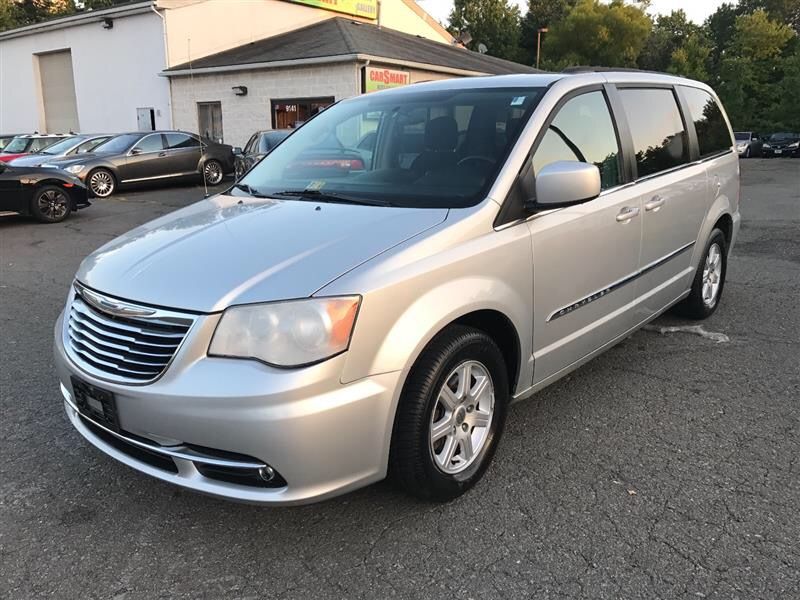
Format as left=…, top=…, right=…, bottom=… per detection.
left=130, top=147, right=142, bottom=155
left=533, top=161, right=601, bottom=208
left=232, top=147, right=243, bottom=155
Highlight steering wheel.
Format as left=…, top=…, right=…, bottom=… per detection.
left=457, top=155, right=496, bottom=168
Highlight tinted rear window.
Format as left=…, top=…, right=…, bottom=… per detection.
left=619, top=88, right=688, bottom=178
left=681, top=87, right=732, bottom=157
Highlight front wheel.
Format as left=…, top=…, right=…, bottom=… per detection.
left=203, top=159, right=224, bottom=185
left=674, top=228, right=728, bottom=319
left=87, top=168, right=116, bottom=198
left=31, top=185, right=72, bottom=223
left=389, top=325, right=509, bottom=501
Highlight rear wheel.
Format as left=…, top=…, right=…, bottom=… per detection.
left=674, top=228, right=727, bottom=319
left=389, top=325, right=509, bottom=501
left=203, top=159, right=224, bottom=185
left=88, top=168, right=115, bottom=198
left=30, top=185, right=71, bottom=223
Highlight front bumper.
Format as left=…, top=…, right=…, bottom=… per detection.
left=54, top=310, right=401, bottom=505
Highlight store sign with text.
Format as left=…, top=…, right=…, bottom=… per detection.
left=284, top=0, right=377, bottom=19
left=363, top=66, right=411, bottom=93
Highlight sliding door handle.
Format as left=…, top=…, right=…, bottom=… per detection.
left=616, top=206, right=640, bottom=223
left=645, top=196, right=665, bottom=212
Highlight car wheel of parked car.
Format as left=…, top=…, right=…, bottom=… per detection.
left=389, top=325, right=509, bottom=501
left=88, top=169, right=116, bottom=198
left=675, top=228, right=728, bottom=319
left=31, top=185, right=71, bottom=223
left=744, top=146, right=751, bottom=158
left=203, top=160, right=224, bottom=185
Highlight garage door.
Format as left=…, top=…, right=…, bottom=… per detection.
left=38, top=50, right=79, bottom=133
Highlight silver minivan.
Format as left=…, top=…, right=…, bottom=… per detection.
left=54, top=72, right=740, bottom=504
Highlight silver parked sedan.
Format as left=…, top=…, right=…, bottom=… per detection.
left=54, top=71, right=740, bottom=504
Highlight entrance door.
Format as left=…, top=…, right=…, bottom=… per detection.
left=527, top=89, right=642, bottom=385
left=198, top=102, right=223, bottom=143
left=137, top=108, right=156, bottom=131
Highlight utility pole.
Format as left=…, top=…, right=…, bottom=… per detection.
left=536, top=27, right=548, bottom=69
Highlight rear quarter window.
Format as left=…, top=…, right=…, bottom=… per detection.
left=681, top=86, right=733, bottom=158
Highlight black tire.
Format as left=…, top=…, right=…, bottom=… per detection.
left=389, top=325, right=509, bottom=501
left=744, top=146, right=751, bottom=158
left=674, top=228, right=728, bottom=319
left=87, top=168, right=116, bottom=198
left=30, top=185, right=72, bottom=223
left=203, top=159, right=224, bottom=185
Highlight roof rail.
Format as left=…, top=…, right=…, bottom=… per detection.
left=562, top=66, right=676, bottom=76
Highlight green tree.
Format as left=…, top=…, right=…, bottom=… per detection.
left=520, top=0, right=578, bottom=65
left=638, top=10, right=699, bottom=72
left=668, top=32, right=712, bottom=81
left=448, top=0, right=524, bottom=62
left=540, top=0, right=652, bottom=68
left=717, top=10, right=797, bottom=130
left=739, top=0, right=800, bottom=32
left=0, top=0, right=22, bottom=31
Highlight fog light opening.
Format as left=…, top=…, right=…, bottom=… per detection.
left=258, top=466, right=276, bottom=482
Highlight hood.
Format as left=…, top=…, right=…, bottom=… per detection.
left=0, top=152, right=29, bottom=161
left=42, top=151, right=115, bottom=167
left=77, top=194, right=448, bottom=313
left=7, top=153, right=54, bottom=167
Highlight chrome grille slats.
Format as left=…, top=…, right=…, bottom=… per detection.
left=66, top=290, right=194, bottom=383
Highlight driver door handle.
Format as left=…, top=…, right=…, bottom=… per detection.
left=158, top=152, right=167, bottom=157
left=616, top=206, right=640, bottom=223
left=644, top=196, right=665, bottom=212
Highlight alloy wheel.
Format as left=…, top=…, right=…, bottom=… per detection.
left=204, top=161, right=223, bottom=185
left=89, top=171, right=114, bottom=197
left=702, top=242, right=723, bottom=307
left=429, top=360, right=495, bottom=474
left=37, top=188, right=69, bottom=220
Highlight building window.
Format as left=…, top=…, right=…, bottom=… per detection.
left=198, top=102, right=224, bottom=143
left=271, top=97, right=334, bottom=130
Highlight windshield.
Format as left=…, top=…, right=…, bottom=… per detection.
left=240, top=87, right=545, bottom=208
left=769, top=133, right=797, bottom=142
left=3, top=137, right=31, bottom=153
left=92, top=134, right=140, bottom=154
left=734, top=132, right=750, bottom=141
left=38, top=136, right=80, bottom=155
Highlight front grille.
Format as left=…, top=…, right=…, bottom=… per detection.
left=66, top=292, right=193, bottom=383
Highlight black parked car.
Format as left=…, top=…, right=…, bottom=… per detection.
left=0, top=162, right=90, bottom=223
left=762, top=132, right=800, bottom=158
left=234, top=129, right=291, bottom=180
left=40, top=131, right=235, bottom=197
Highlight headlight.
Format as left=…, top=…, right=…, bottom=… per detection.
left=65, top=164, right=85, bottom=174
left=788, top=142, right=799, bottom=148
left=763, top=144, right=771, bottom=149
left=208, top=297, right=361, bottom=367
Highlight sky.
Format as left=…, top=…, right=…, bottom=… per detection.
left=416, top=0, right=733, bottom=26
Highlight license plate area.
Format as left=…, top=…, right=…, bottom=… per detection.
left=71, top=376, right=119, bottom=432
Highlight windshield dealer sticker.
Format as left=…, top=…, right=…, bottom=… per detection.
left=510, top=96, right=526, bottom=106
left=306, top=180, right=326, bottom=190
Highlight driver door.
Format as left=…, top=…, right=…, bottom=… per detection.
left=119, top=133, right=168, bottom=182
left=527, top=88, right=642, bottom=385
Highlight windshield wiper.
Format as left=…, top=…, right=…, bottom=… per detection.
left=271, top=189, right=392, bottom=207
left=231, top=182, right=270, bottom=198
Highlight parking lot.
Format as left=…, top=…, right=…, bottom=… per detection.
left=1, top=159, right=798, bottom=599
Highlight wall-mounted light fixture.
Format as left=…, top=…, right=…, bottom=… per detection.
left=232, top=86, right=248, bottom=97
left=102, top=18, right=114, bottom=29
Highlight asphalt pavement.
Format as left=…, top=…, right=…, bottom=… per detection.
left=1, top=161, right=798, bottom=599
